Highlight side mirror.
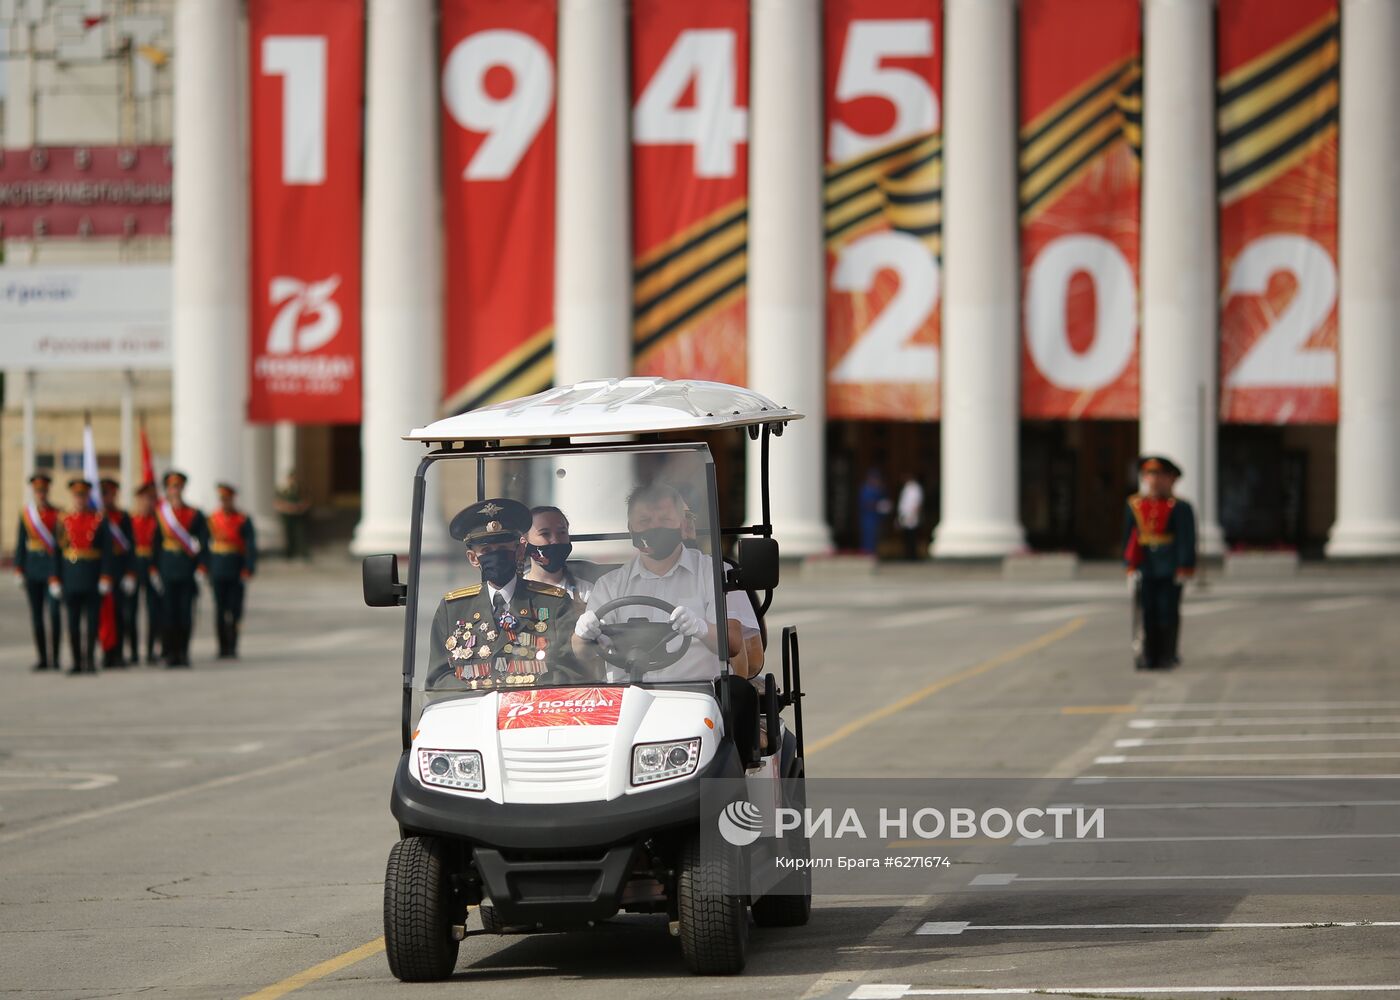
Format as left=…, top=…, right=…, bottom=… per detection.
left=363, top=554, right=407, bottom=607
left=731, top=537, right=780, bottom=592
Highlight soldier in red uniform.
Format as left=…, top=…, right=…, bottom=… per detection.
left=99, top=478, right=138, bottom=668
left=14, top=472, right=63, bottom=671
left=208, top=483, right=257, bottom=659
left=1122, top=456, right=1197, bottom=670
left=54, top=479, right=114, bottom=675
left=130, top=482, right=163, bottom=664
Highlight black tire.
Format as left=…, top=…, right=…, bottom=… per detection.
left=479, top=900, right=505, bottom=934
left=752, top=767, right=813, bottom=928
left=383, top=837, right=460, bottom=982
left=676, top=832, right=750, bottom=974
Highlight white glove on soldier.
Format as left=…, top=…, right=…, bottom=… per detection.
left=98, top=577, right=112, bottom=596
left=149, top=572, right=164, bottom=595
left=14, top=574, right=24, bottom=590
left=574, top=610, right=602, bottom=641
left=669, top=604, right=707, bottom=638
left=48, top=580, right=63, bottom=600
left=121, top=574, right=137, bottom=596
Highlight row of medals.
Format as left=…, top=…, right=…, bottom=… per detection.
left=447, top=609, right=550, bottom=682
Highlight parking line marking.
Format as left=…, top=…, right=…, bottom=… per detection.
left=884, top=606, right=977, bottom=628
left=971, top=872, right=1400, bottom=885
left=805, top=618, right=1087, bottom=757
left=1094, top=751, right=1400, bottom=764
left=1302, top=596, right=1376, bottom=613
left=1115, top=733, right=1400, bottom=748
left=916, top=920, right=1400, bottom=935
left=850, top=985, right=1400, bottom=997
left=1015, top=832, right=1400, bottom=845
left=240, top=937, right=385, bottom=1000
left=1010, top=603, right=1106, bottom=624
left=1143, top=701, right=1400, bottom=711
left=1181, top=600, right=1242, bottom=617
left=1061, top=704, right=1137, bottom=714
left=1130, top=715, right=1400, bottom=729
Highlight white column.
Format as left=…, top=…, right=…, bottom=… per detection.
left=119, top=371, right=134, bottom=506
left=1327, top=0, right=1400, bottom=556
left=351, top=0, right=447, bottom=556
left=171, top=0, right=246, bottom=511
left=932, top=0, right=1024, bottom=558
left=744, top=0, right=832, bottom=556
left=274, top=421, right=297, bottom=482
left=1139, top=0, right=1224, bottom=555
left=21, top=372, right=36, bottom=480
left=242, top=425, right=285, bottom=551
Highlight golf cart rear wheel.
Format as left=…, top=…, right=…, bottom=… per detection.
left=752, top=765, right=812, bottom=927
left=676, top=832, right=749, bottom=974
left=383, top=836, right=460, bottom=982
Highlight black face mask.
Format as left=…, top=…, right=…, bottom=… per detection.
left=476, top=548, right=518, bottom=586
left=632, top=527, right=683, bottom=559
left=682, top=537, right=701, bottom=550
left=530, top=542, right=572, bottom=574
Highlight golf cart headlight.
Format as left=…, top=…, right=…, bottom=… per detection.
left=632, top=738, right=700, bottom=785
left=417, top=749, right=484, bottom=791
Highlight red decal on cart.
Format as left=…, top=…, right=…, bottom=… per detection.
left=497, top=687, right=623, bottom=729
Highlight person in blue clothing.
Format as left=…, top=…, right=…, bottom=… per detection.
left=857, top=468, right=891, bottom=555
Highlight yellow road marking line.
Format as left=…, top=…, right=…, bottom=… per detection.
left=241, top=937, right=386, bottom=1000
left=1062, top=704, right=1138, bottom=715
left=805, top=617, right=1088, bottom=757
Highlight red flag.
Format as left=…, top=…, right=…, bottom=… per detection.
left=99, top=594, right=118, bottom=652
left=140, top=422, right=155, bottom=486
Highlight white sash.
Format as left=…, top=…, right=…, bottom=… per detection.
left=107, top=514, right=131, bottom=553
left=158, top=501, right=200, bottom=556
left=24, top=503, right=55, bottom=554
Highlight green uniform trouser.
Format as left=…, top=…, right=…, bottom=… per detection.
left=282, top=514, right=309, bottom=559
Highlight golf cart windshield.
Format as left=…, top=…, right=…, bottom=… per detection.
left=412, top=444, right=730, bottom=711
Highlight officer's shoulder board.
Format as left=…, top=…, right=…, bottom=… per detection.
left=443, top=584, right=482, bottom=601
left=524, top=580, right=567, bottom=599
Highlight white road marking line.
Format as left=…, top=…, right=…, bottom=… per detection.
left=851, top=985, right=1400, bottom=997
left=970, top=872, right=1400, bottom=885
left=916, top=920, right=1400, bottom=935
left=1144, top=701, right=1400, bottom=711
left=1115, top=732, right=1400, bottom=748
left=884, top=606, right=977, bottom=628
left=1010, top=603, right=1108, bottom=624
left=1015, top=832, right=1400, bottom=845
left=1182, top=599, right=1242, bottom=617
left=0, top=770, right=118, bottom=792
left=1071, top=798, right=1400, bottom=811
left=1130, top=715, right=1400, bottom=729
left=1094, top=751, right=1400, bottom=763
left=0, top=731, right=390, bottom=847
left=1302, top=596, right=1377, bottom=613
left=1077, top=773, right=1400, bottom=781
left=774, top=609, right=837, bottom=626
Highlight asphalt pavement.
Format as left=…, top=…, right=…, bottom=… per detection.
left=3, top=557, right=1400, bottom=999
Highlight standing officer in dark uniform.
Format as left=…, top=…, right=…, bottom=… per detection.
left=130, top=482, right=163, bottom=664
left=14, top=472, right=63, bottom=671
left=99, top=478, right=137, bottom=668
left=1122, top=456, right=1197, bottom=670
left=153, top=470, right=209, bottom=668
left=428, top=499, right=581, bottom=690
left=209, top=483, right=257, bottom=659
left=55, top=479, right=114, bottom=675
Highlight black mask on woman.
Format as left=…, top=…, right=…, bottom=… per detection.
left=631, top=527, right=682, bottom=559
left=530, top=542, right=572, bottom=574
left=476, top=548, right=518, bottom=586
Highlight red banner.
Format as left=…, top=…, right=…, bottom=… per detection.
left=824, top=0, right=942, bottom=421
left=1218, top=0, right=1338, bottom=424
left=442, top=0, right=557, bottom=412
left=248, top=0, right=363, bottom=423
left=0, top=145, right=171, bottom=238
left=1019, top=0, right=1140, bottom=420
left=497, top=688, right=623, bottom=729
left=631, top=0, right=749, bottom=384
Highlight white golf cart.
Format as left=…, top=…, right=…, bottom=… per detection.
left=362, top=378, right=810, bottom=979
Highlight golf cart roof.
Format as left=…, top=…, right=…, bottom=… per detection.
left=406, top=377, right=803, bottom=443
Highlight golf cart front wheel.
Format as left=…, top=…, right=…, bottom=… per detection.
left=384, top=836, right=460, bottom=982
left=676, top=832, right=749, bottom=974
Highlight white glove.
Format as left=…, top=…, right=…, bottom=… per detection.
left=48, top=580, right=63, bottom=600
left=121, top=574, right=137, bottom=595
left=1126, top=570, right=1140, bottom=594
left=14, top=574, right=25, bottom=590
left=669, top=604, right=707, bottom=638
left=149, top=572, right=164, bottom=595
left=98, top=577, right=112, bottom=596
left=574, top=610, right=602, bottom=642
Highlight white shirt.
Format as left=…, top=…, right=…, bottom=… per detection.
left=587, top=546, right=720, bottom=682
left=486, top=575, right=517, bottom=614
left=727, top=590, right=761, bottom=639
left=897, top=480, right=924, bottom=529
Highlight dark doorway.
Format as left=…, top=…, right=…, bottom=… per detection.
left=1219, top=424, right=1335, bottom=556
left=1020, top=420, right=1138, bottom=557
left=827, top=421, right=938, bottom=556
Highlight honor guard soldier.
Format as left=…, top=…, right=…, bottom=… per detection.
left=14, top=472, right=63, bottom=671
left=428, top=498, right=580, bottom=690
left=1123, top=455, right=1197, bottom=670
left=130, top=482, right=163, bottom=664
left=209, top=483, right=257, bottom=659
left=154, top=470, right=209, bottom=668
left=55, top=478, right=114, bottom=674
left=99, top=478, right=137, bottom=668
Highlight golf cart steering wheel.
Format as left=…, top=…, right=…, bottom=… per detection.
left=592, top=596, right=692, bottom=676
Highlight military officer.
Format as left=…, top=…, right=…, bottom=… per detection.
left=130, top=482, right=163, bottom=664
left=1122, top=455, right=1197, bottom=670
left=55, top=478, right=114, bottom=674
left=99, top=478, right=137, bottom=668
left=14, top=472, right=63, bottom=671
left=153, top=470, right=209, bottom=668
left=208, top=483, right=256, bottom=659
left=427, top=498, right=581, bottom=690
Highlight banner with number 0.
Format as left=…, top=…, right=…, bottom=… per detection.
left=1018, top=0, right=1140, bottom=421
left=1217, top=0, right=1338, bottom=425
left=248, top=0, right=364, bottom=423
left=441, top=0, right=557, bottom=413
left=824, top=0, right=943, bottom=421
left=630, top=0, right=750, bottom=385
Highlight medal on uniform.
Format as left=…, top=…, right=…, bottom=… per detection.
left=477, top=644, right=491, bottom=658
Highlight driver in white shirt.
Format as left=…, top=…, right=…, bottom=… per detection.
left=572, top=482, right=721, bottom=682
